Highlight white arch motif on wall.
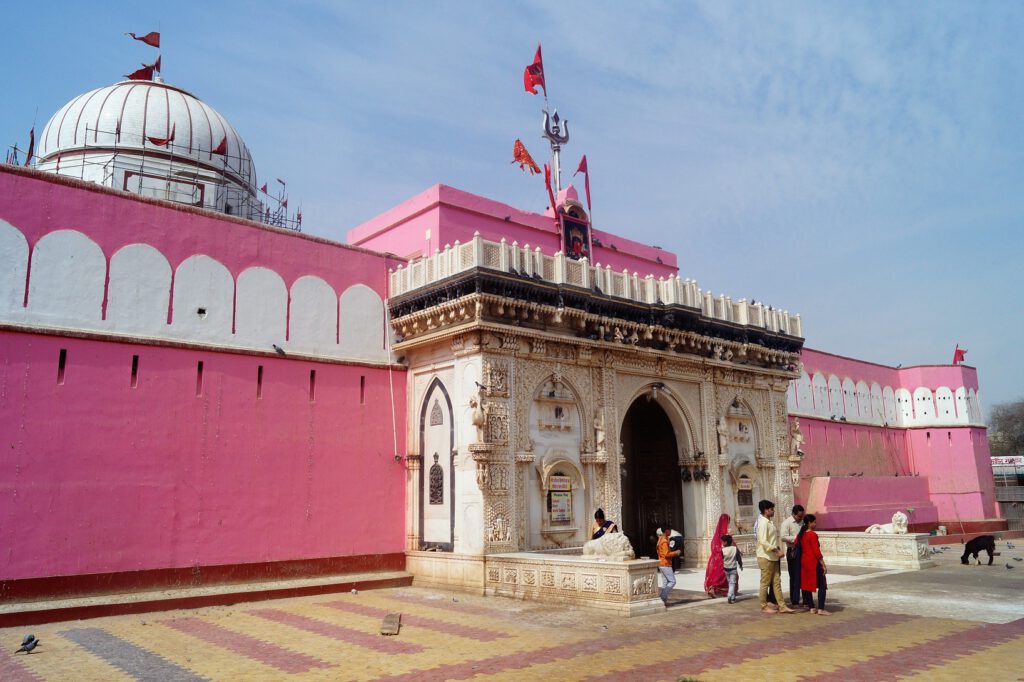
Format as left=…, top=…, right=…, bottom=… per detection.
left=842, top=377, right=857, bottom=419
left=107, top=243, right=171, bottom=334
left=913, top=387, right=936, bottom=425
left=235, top=266, right=287, bottom=346
left=339, top=283, right=386, bottom=360
left=855, top=380, right=871, bottom=422
left=811, top=372, right=829, bottom=418
left=870, top=383, right=884, bottom=423
left=828, top=375, right=844, bottom=418
left=895, top=388, right=913, bottom=425
left=28, top=229, right=106, bottom=325
left=935, top=387, right=955, bottom=421
left=795, top=371, right=813, bottom=413
left=171, top=254, right=234, bottom=342
left=882, top=386, right=898, bottom=425
left=0, top=219, right=28, bottom=317
left=289, top=275, right=337, bottom=354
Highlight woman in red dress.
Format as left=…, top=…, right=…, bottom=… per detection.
left=797, top=514, right=830, bottom=615
left=704, top=513, right=732, bottom=597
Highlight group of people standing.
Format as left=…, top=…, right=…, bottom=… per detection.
left=705, top=502, right=830, bottom=614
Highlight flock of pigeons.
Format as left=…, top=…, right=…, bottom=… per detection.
left=930, top=540, right=1022, bottom=569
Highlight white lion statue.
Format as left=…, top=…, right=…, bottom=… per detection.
left=865, top=510, right=909, bottom=535
left=583, top=532, right=636, bottom=561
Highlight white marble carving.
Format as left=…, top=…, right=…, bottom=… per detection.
left=582, top=532, right=635, bottom=561
left=865, top=510, right=909, bottom=535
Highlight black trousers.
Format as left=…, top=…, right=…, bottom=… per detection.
left=801, top=564, right=827, bottom=610
left=786, top=547, right=801, bottom=606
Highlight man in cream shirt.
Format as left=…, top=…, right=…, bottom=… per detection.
left=756, top=499, right=796, bottom=614
left=780, top=504, right=805, bottom=608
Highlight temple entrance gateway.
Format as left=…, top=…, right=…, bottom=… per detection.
left=620, top=398, right=683, bottom=559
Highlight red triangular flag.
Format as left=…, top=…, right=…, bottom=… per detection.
left=212, top=136, right=227, bottom=155
left=524, top=44, right=546, bottom=96
left=147, top=122, right=176, bottom=147
left=126, top=64, right=154, bottom=81
left=282, top=198, right=288, bottom=209
left=154, top=54, right=161, bottom=73
left=573, top=154, right=591, bottom=212
left=511, top=139, right=541, bottom=174
left=952, top=345, right=967, bottom=365
left=260, top=183, right=268, bottom=194
left=23, top=126, right=34, bottom=167
left=127, top=31, right=161, bottom=48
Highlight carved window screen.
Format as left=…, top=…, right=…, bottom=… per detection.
left=429, top=455, right=444, bottom=505
left=430, top=400, right=443, bottom=426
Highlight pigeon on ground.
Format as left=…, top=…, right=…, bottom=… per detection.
left=1007, top=563, right=1014, bottom=570
left=15, top=638, right=39, bottom=654
left=1008, top=542, right=1016, bottom=550
left=1014, top=557, right=1023, bottom=562
left=21, top=635, right=35, bottom=647
left=351, top=588, right=359, bottom=595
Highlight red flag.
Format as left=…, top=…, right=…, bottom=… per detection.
left=147, top=122, right=176, bottom=147
left=511, top=139, right=541, bottom=174
left=154, top=54, right=161, bottom=73
left=126, top=63, right=154, bottom=81
left=260, top=183, right=268, bottom=194
left=573, top=154, right=591, bottom=212
left=23, top=126, right=34, bottom=167
left=212, top=136, right=227, bottom=155
left=952, top=345, right=967, bottom=365
left=282, top=198, right=288, bottom=209
left=543, top=163, right=557, bottom=219
left=127, top=31, right=161, bottom=48
left=524, top=44, right=546, bottom=96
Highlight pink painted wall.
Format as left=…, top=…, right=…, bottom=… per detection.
left=803, top=476, right=938, bottom=530
left=0, top=167, right=402, bottom=298
left=0, top=168, right=408, bottom=582
left=802, top=348, right=980, bottom=395
left=348, top=184, right=679, bottom=278
left=907, top=427, right=997, bottom=521
left=794, top=418, right=911, bottom=478
left=1, top=330, right=406, bottom=581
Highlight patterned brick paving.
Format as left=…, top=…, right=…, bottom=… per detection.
left=1, top=587, right=1022, bottom=681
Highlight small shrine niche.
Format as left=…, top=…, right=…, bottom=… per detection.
left=429, top=453, right=444, bottom=505
left=561, top=201, right=591, bottom=261
left=536, top=374, right=576, bottom=433
left=535, top=450, right=586, bottom=547
left=721, top=399, right=764, bottom=535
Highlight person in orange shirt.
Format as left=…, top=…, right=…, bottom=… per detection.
left=657, top=521, right=682, bottom=604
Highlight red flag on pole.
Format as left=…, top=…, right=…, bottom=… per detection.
left=524, top=44, right=546, bottom=96
left=147, top=122, right=176, bottom=147
left=544, top=163, right=557, bottom=221
left=282, top=198, right=289, bottom=209
left=952, top=345, right=967, bottom=365
left=154, top=54, right=161, bottom=73
left=126, top=63, right=154, bottom=81
left=511, top=139, right=541, bottom=174
left=127, top=31, right=161, bottom=48
left=23, top=127, right=34, bottom=167
left=212, top=136, right=227, bottom=155
left=260, top=183, right=268, bottom=194
left=573, top=154, right=591, bottom=212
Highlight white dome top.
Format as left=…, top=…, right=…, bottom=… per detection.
left=37, top=79, right=256, bottom=192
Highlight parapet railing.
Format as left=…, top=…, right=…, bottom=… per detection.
left=389, top=232, right=803, bottom=338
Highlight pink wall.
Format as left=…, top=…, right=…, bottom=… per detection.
left=794, top=418, right=911, bottom=478
left=802, top=347, right=980, bottom=394
left=348, top=184, right=679, bottom=279
left=0, top=330, right=406, bottom=581
left=907, top=427, right=997, bottom=521
left=0, top=166, right=402, bottom=298
left=802, top=476, right=938, bottom=530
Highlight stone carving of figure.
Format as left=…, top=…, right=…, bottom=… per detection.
left=470, top=391, right=488, bottom=443
left=790, top=418, right=805, bottom=461
left=428, top=453, right=444, bottom=505
left=865, top=510, right=909, bottom=534
left=717, top=417, right=730, bottom=456
left=582, top=532, right=635, bottom=561
left=594, top=411, right=606, bottom=452
left=476, top=462, right=489, bottom=489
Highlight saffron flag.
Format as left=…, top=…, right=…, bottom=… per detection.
left=126, top=63, right=154, bottom=81
left=543, top=163, right=557, bottom=219
left=511, top=139, right=541, bottom=174
left=23, top=126, right=34, bottom=167
left=148, top=122, right=176, bottom=147
left=260, top=183, right=268, bottom=194
left=524, top=44, right=546, bottom=96
left=573, top=154, right=591, bottom=212
left=952, top=345, right=967, bottom=365
left=127, top=31, right=161, bottom=48
left=212, top=136, right=227, bottom=155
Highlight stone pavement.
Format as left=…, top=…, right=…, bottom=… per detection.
left=2, top=540, right=1023, bottom=681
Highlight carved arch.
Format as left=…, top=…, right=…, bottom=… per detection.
left=419, top=376, right=454, bottom=551
left=620, top=382, right=700, bottom=464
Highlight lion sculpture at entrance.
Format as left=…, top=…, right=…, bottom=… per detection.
left=865, top=510, right=909, bottom=535
left=582, top=532, right=636, bottom=561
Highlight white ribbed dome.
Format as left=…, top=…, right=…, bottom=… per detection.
left=37, top=79, right=256, bottom=193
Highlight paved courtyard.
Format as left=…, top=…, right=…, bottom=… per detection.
left=2, top=544, right=1023, bottom=681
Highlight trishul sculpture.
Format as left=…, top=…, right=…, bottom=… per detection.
left=542, top=109, right=570, bottom=192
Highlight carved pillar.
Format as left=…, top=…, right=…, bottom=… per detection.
left=700, top=379, right=721, bottom=539
left=406, top=453, right=422, bottom=550
left=770, top=388, right=795, bottom=514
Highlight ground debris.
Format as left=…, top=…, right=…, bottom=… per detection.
left=380, top=612, right=402, bottom=636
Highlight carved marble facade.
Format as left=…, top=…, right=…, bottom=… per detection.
left=392, top=263, right=803, bottom=577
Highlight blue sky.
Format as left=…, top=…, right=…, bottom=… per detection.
left=4, top=1, right=1022, bottom=413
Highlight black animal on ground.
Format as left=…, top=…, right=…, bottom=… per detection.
left=961, top=535, right=1000, bottom=565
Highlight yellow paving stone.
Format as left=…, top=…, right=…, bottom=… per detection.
left=698, top=617, right=974, bottom=682
left=3, top=635, right=136, bottom=682
left=897, top=634, right=1024, bottom=682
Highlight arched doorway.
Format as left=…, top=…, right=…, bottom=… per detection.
left=620, top=398, right=683, bottom=559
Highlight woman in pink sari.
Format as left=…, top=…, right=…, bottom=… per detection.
left=704, top=513, right=733, bottom=597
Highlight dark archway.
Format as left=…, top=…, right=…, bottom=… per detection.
left=620, top=398, right=683, bottom=559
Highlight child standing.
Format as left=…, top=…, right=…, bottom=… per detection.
left=721, top=534, right=743, bottom=604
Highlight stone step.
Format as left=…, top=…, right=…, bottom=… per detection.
left=0, top=570, right=412, bottom=627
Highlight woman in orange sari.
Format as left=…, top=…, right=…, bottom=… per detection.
left=797, top=514, right=830, bottom=615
